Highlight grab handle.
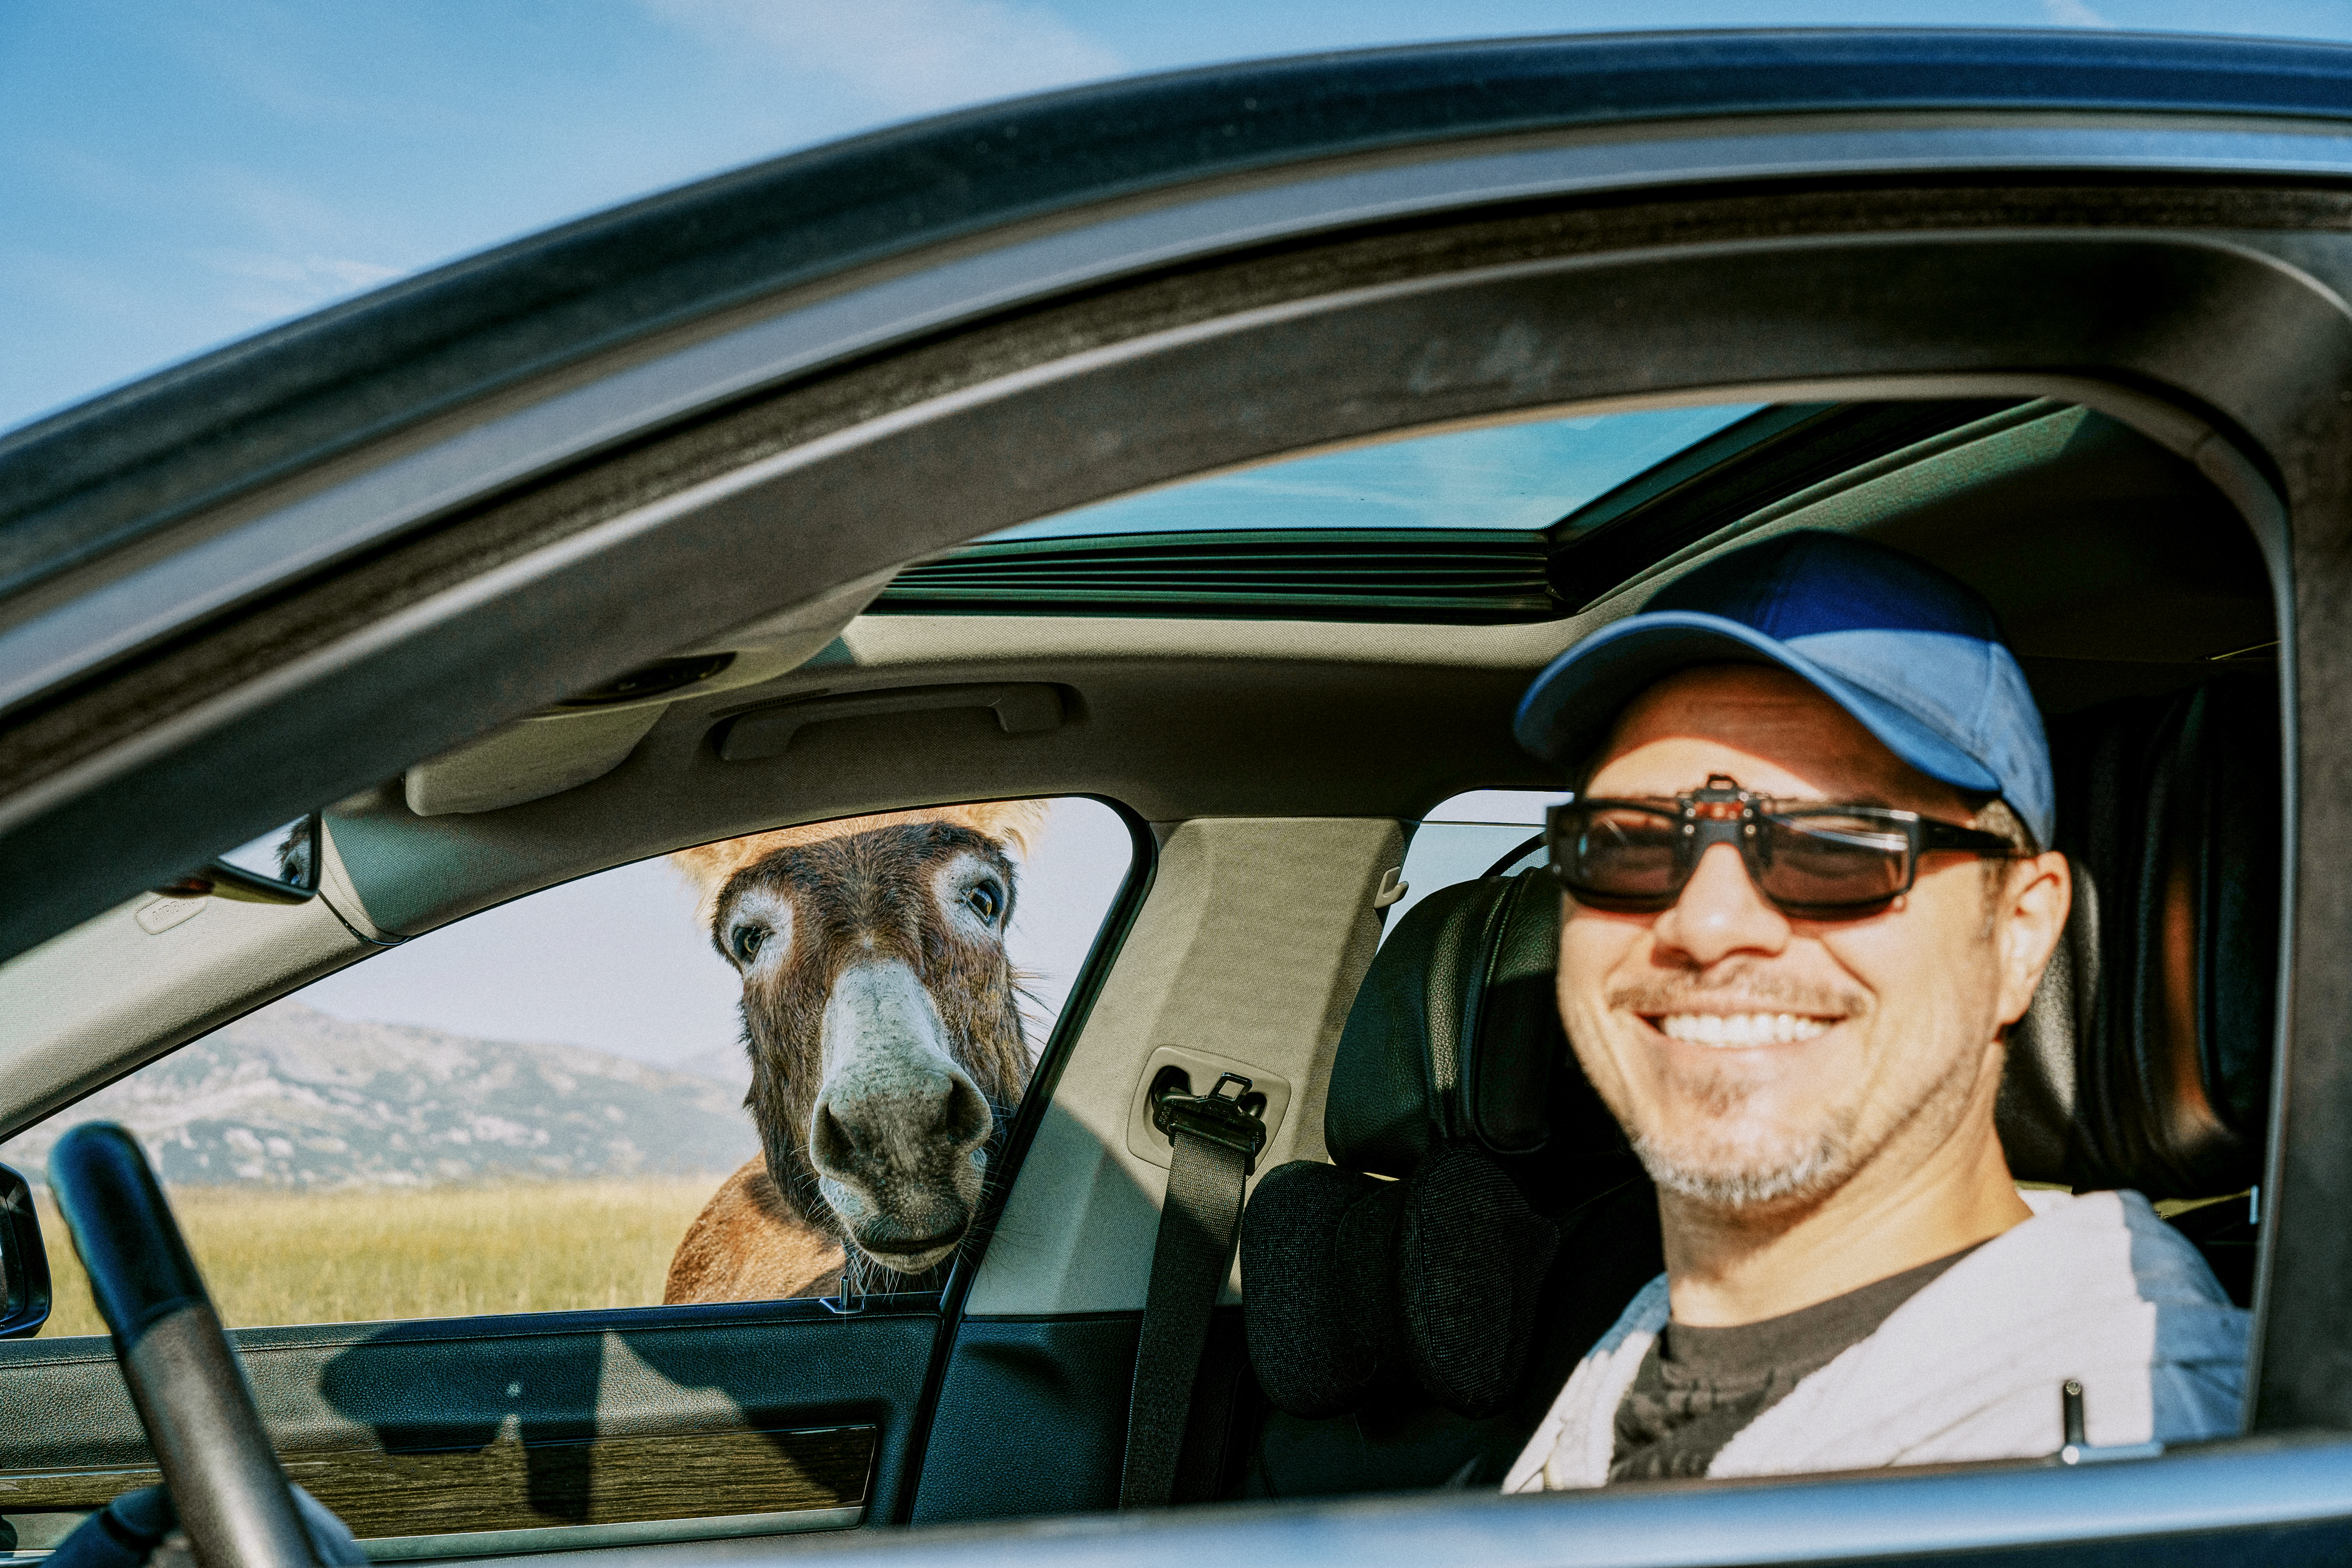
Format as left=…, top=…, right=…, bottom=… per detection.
left=717, top=683, right=1063, bottom=761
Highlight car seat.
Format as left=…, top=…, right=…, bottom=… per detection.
left=2003, top=672, right=2279, bottom=1301
left=1235, top=867, right=1664, bottom=1496
left=1233, top=672, right=2280, bottom=1499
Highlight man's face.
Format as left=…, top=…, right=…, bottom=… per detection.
left=1559, top=664, right=2046, bottom=1212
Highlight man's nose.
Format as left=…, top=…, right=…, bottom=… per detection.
left=1651, top=842, right=1790, bottom=963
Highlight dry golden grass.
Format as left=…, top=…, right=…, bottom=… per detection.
left=35, top=1176, right=725, bottom=1337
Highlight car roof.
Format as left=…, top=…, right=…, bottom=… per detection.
left=0, top=27, right=2340, bottom=957
left=8, top=27, right=2350, bottom=601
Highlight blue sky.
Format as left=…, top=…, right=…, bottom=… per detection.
left=4, top=0, right=2352, bottom=437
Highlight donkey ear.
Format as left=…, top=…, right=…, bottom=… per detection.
left=671, top=838, right=774, bottom=931
left=956, top=799, right=1053, bottom=861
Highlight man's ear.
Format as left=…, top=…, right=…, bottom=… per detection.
left=1993, top=850, right=2073, bottom=1027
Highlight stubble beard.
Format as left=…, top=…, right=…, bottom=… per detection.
left=1618, top=1019, right=1989, bottom=1215
left=1602, top=964, right=1874, bottom=1211
left=1627, top=1071, right=1860, bottom=1209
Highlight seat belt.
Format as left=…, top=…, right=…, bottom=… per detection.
left=1118, top=1071, right=1267, bottom=1510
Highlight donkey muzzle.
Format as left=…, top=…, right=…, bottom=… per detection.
left=809, top=958, right=994, bottom=1270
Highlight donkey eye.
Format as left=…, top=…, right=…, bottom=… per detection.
left=730, top=924, right=767, bottom=963
left=963, top=880, right=1003, bottom=924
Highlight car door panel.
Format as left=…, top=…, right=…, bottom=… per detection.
left=909, top=1313, right=1139, bottom=1524
left=0, top=1301, right=936, bottom=1552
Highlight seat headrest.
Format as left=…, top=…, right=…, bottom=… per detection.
left=1323, top=868, right=1628, bottom=1190
left=2000, top=676, right=2281, bottom=1198
left=1250, top=866, right=1617, bottom=1423
left=1323, top=870, right=1553, bottom=1175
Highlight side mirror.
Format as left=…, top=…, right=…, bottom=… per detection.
left=151, top=814, right=321, bottom=906
left=0, top=1162, right=51, bottom=1338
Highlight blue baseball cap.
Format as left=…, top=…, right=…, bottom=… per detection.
left=1514, top=530, right=2053, bottom=847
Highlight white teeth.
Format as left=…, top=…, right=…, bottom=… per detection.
left=1656, top=1013, right=1832, bottom=1046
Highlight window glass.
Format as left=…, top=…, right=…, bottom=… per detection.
left=982, top=405, right=1763, bottom=541
left=2, top=798, right=1136, bottom=1331
left=1384, top=788, right=1566, bottom=936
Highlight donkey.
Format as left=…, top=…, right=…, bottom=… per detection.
left=663, top=801, right=1049, bottom=1303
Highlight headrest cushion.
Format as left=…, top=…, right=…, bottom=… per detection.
left=1240, top=1144, right=1559, bottom=1421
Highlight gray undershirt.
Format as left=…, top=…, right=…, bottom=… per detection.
left=1609, top=1243, right=1985, bottom=1482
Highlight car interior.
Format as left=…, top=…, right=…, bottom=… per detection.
left=0, top=383, right=2287, bottom=1552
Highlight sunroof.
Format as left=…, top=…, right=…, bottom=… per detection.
left=873, top=398, right=2027, bottom=624
left=982, top=404, right=1764, bottom=542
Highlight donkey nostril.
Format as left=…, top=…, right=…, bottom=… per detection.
left=811, top=1103, right=860, bottom=1172
left=938, top=1074, right=992, bottom=1152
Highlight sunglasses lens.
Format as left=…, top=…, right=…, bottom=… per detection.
left=1553, top=805, right=1685, bottom=903
left=1756, top=814, right=1909, bottom=909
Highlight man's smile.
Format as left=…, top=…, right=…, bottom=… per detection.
left=1642, top=1010, right=1839, bottom=1046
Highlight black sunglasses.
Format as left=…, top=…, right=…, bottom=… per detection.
left=1544, top=774, right=2021, bottom=918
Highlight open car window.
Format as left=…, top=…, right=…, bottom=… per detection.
left=0, top=798, right=1138, bottom=1332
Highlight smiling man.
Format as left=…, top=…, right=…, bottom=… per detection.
left=1501, top=530, right=2249, bottom=1490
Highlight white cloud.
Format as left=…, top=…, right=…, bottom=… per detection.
left=198, top=249, right=405, bottom=321
left=179, top=164, right=405, bottom=318
left=649, top=0, right=1124, bottom=116
left=2042, top=0, right=2117, bottom=25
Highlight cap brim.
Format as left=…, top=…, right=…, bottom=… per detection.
left=1513, top=611, right=2004, bottom=797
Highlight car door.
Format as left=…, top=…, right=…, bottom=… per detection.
left=9, top=26, right=2352, bottom=1567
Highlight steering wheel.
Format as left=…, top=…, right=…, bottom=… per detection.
left=47, top=1124, right=326, bottom=1568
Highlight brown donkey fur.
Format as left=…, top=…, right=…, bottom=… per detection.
left=665, top=801, right=1048, bottom=1303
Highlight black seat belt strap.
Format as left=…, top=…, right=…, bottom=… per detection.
left=1119, top=1072, right=1266, bottom=1510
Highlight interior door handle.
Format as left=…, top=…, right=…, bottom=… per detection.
left=717, top=684, right=1063, bottom=762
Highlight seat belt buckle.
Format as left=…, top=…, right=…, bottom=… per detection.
left=1152, top=1071, right=1270, bottom=1174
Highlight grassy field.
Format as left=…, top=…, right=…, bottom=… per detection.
left=34, top=1176, right=724, bottom=1336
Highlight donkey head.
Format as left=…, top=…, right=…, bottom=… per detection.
left=680, top=804, right=1045, bottom=1281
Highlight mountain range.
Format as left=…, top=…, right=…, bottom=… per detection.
left=0, top=1001, right=760, bottom=1189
